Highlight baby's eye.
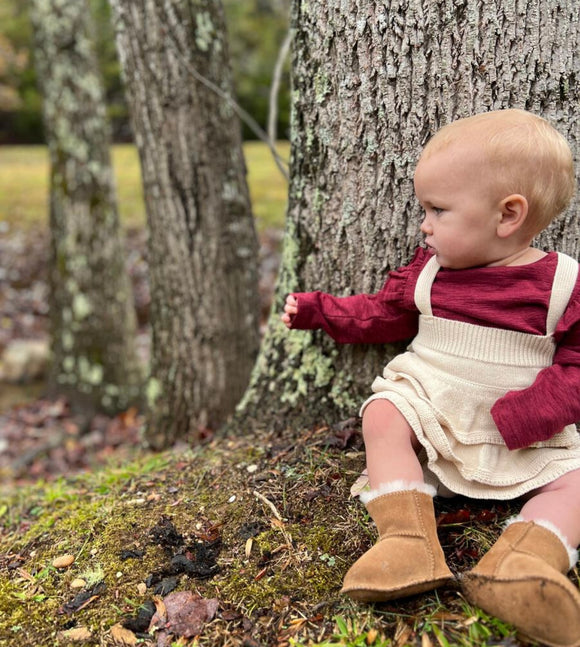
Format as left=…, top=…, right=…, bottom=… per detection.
left=432, top=207, right=444, bottom=215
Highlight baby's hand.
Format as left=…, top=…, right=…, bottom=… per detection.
left=281, top=294, right=298, bottom=328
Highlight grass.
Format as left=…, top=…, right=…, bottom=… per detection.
left=0, top=141, right=290, bottom=232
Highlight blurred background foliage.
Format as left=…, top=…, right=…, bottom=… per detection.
left=0, top=0, right=291, bottom=144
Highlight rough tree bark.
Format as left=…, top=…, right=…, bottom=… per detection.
left=238, top=0, right=580, bottom=430
left=110, top=0, right=260, bottom=447
left=29, top=0, right=142, bottom=416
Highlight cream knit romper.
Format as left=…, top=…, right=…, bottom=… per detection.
left=361, top=253, right=580, bottom=499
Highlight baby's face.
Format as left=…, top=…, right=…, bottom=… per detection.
left=414, top=145, right=506, bottom=269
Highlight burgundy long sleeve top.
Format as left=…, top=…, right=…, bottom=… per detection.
left=289, top=247, right=580, bottom=450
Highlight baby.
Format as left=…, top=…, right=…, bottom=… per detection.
left=282, top=109, right=580, bottom=647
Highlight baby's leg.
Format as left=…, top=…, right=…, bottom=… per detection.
left=520, top=468, right=580, bottom=547
left=342, top=399, right=452, bottom=601
left=362, top=399, right=423, bottom=489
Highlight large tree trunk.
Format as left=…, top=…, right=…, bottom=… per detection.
left=238, top=0, right=580, bottom=430
left=110, top=0, right=260, bottom=447
left=29, top=0, right=143, bottom=416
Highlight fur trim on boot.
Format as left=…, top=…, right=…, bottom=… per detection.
left=359, top=480, right=436, bottom=504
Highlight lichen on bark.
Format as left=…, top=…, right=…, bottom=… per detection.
left=30, top=0, right=143, bottom=416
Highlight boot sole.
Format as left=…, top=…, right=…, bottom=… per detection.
left=342, top=575, right=454, bottom=602
left=462, top=573, right=580, bottom=647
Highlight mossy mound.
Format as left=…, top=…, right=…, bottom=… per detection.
left=1, top=425, right=531, bottom=646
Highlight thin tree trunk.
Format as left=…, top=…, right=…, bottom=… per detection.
left=238, top=0, right=580, bottom=430
left=110, top=0, right=260, bottom=447
left=29, top=0, right=143, bottom=417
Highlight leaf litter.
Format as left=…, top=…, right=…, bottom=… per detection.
left=149, top=591, right=219, bottom=645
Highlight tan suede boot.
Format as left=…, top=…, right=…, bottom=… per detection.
left=341, top=487, right=454, bottom=601
left=462, top=520, right=580, bottom=647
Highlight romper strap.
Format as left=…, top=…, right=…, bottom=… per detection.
left=413, top=254, right=440, bottom=316
left=546, top=252, right=579, bottom=336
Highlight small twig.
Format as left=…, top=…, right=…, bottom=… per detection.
left=152, top=4, right=289, bottom=181
left=253, top=490, right=283, bottom=521
left=179, top=54, right=289, bottom=181
left=74, top=531, right=94, bottom=563
left=268, top=28, right=292, bottom=146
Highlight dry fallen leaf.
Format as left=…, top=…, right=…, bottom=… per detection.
left=52, top=554, right=75, bottom=569
left=395, top=619, right=413, bottom=647
left=149, top=590, right=219, bottom=640
left=110, top=623, right=137, bottom=645
left=151, top=595, right=167, bottom=624
left=350, top=469, right=369, bottom=498
left=58, top=627, right=92, bottom=642
left=60, top=582, right=106, bottom=615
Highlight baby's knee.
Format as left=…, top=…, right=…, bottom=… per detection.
left=362, top=399, right=416, bottom=444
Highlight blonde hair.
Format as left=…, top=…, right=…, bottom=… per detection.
left=421, top=109, right=576, bottom=237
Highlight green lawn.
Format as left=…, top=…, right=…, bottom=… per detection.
left=0, top=141, right=289, bottom=232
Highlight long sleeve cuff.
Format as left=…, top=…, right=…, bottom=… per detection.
left=289, top=292, right=327, bottom=330
left=491, top=396, right=530, bottom=450
left=491, top=391, right=563, bottom=450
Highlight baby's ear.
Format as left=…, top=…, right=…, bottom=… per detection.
left=497, top=194, right=528, bottom=238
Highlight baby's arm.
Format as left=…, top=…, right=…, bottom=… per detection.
left=279, top=289, right=419, bottom=344
left=279, top=249, right=428, bottom=343
left=491, top=363, right=580, bottom=450
left=492, top=312, right=580, bottom=450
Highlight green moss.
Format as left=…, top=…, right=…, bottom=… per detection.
left=312, top=187, right=328, bottom=214
left=77, top=356, right=103, bottom=386
left=215, top=520, right=345, bottom=610
left=313, top=70, right=331, bottom=105
left=328, top=369, right=360, bottom=411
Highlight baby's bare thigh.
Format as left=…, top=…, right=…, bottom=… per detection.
left=528, top=468, right=580, bottom=498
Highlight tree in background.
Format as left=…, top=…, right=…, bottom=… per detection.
left=237, top=0, right=580, bottom=430
left=29, top=0, right=143, bottom=416
left=110, top=0, right=261, bottom=448
left=0, top=0, right=129, bottom=143
left=0, top=34, right=27, bottom=112
left=1, top=0, right=292, bottom=143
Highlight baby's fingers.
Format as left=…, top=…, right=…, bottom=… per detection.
left=285, top=293, right=298, bottom=307
left=281, top=294, right=298, bottom=328
left=284, top=294, right=298, bottom=314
